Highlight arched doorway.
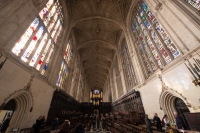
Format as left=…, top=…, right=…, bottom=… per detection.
left=159, top=90, right=191, bottom=125
left=0, top=99, right=16, bottom=131
left=175, top=98, right=190, bottom=129
left=0, top=90, right=33, bottom=132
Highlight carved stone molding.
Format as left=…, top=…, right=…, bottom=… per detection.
left=153, top=0, right=163, bottom=11
left=1, top=73, right=35, bottom=110
left=158, top=74, right=191, bottom=108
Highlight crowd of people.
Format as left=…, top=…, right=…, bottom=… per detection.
left=31, top=116, right=46, bottom=133
left=90, top=114, right=106, bottom=131
left=0, top=112, right=185, bottom=133
left=145, top=112, right=185, bottom=133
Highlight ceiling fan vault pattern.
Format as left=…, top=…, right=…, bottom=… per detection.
left=65, top=0, right=137, bottom=89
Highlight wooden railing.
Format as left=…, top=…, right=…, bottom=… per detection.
left=106, top=119, right=162, bottom=133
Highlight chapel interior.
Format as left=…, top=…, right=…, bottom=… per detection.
left=0, top=0, right=200, bottom=132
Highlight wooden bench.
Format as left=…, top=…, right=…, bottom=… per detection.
left=108, top=127, right=121, bottom=133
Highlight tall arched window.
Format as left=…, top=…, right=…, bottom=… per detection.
left=56, top=38, right=73, bottom=89
left=131, top=1, right=180, bottom=77
left=121, top=39, right=137, bottom=90
left=12, top=0, right=63, bottom=75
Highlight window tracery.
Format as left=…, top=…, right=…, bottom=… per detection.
left=56, top=38, right=73, bottom=89
left=121, top=39, right=137, bottom=90
left=12, top=0, right=63, bottom=75
left=131, top=2, right=180, bottom=77
left=184, top=0, right=200, bottom=10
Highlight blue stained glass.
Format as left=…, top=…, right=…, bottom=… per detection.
left=132, top=28, right=135, bottom=31
left=134, top=22, right=137, bottom=28
left=43, top=64, right=47, bottom=70
left=145, top=21, right=150, bottom=28
left=142, top=2, right=148, bottom=12
left=65, top=65, right=69, bottom=73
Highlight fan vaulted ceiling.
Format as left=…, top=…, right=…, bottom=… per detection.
left=65, top=0, right=137, bottom=89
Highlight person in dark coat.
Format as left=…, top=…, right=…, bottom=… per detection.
left=96, top=115, right=100, bottom=129
left=145, top=114, right=153, bottom=133
left=33, top=116, right=43, bottom=133
left=92, top=114, right=96, bottom=129
left=0, top=115, right=11, bottom=133
left=51, top=117, right=59, bottom=130
left=174, top=112, right=184, bottom=129
left=101, top=115, right=106, bottom=132
left=59, top=120, right=70, bottom=133
left=153, top=113, right=162, bottom=132
left=75, top=122, right=84, bottom=133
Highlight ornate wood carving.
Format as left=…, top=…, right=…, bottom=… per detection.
left=112, top=91, right=145, bottom=123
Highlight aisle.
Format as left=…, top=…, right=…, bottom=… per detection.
left=85, top=122, right=110, bottom=133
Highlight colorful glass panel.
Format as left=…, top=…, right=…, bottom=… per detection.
left=56, top=61, right=69, bottom=89
left=185, top=0, right=200, bottom=10
left=47, top=7, right=58, bottom=32
left=36, top=39, right=51, bottom=70
left=12, top=0, right=63, bottom=77
left=54, top=24, right=62, bottom=43
left=12, top=18, right=39, bottom=56
left=51, top=19, right=60, bottom=39
left=21, top=26, right=44, bottom=62
left=29, top=33, right=48, bottom=66
left=41, top=44, right=54, bottom=75
left=121, top=41, right=137, bottom=89
left=155, top=22, right=180, bottom=58
left=64, top=41, right=73, bottom=65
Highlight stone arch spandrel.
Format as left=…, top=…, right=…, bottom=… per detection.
left=1, top=90, right=34, bottom=132
left=159, top=75, right=192, bottom=122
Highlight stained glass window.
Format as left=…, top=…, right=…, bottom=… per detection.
left=184, top=0, right=200, bottom=10
left=12, top=18, right=40, bottom=56
left=21, top=26, right=44, bottom=62
left=12, top=0, right=64, bottom=75
left=64, top=40, right=73, bottom=65
left=56, top=61, right=69, bottom=88
left=121, top=39, right=137, bottom=90
left=131, top=1, right=180, bottom=77
left=56, top=38, right=73, bottom=89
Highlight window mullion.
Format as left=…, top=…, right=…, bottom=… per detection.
left=140, top=5, right=174, bottom=61
left=137, top=6, right=166, bottom=66
left=50, top=17, right=59, bottom=36
left=28, top=29, right=47, bottom=65
left=134, top=12, right=154, bottom=75
left=130, top=25, right=148, bottom=81
left=33, top=35, right=50, bottom=68
left=40, top=44, right=55, bottom=75
left=135, top=10, right=160, bottom=70
left=133, top=19, right=149, bottom=78
left=18, top=25, right=41, bottom=57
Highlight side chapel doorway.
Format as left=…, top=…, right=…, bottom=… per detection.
left=174, top=98, right=190, bottom=129
left=0, top=99, right=16, bottom=131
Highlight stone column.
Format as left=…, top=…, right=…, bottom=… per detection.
left=117, top=52, right=127, bottom=94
